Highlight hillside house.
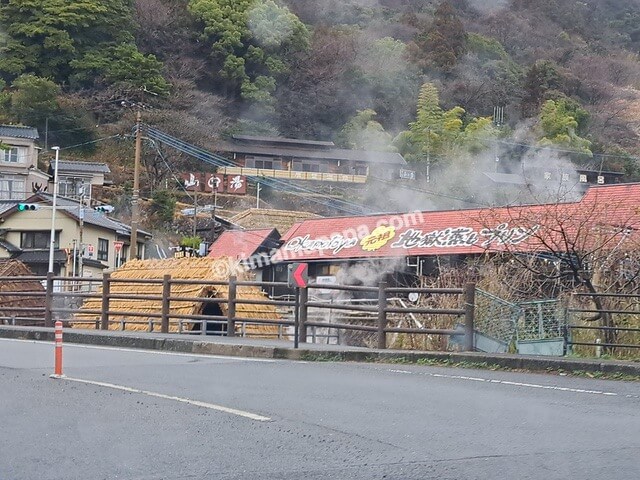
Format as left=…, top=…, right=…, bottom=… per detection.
left=216, top=135, right=406, bottom=184
left=0, top=125, right=49, bottom=200
left=48, top=159, right=111, bottom=203
left=0, top=193, right=151, bottom=276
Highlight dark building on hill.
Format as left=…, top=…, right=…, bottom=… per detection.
left=215, top=135, right=406, bottom=184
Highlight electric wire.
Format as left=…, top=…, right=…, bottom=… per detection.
left=143, top=126, right=370, bottom=215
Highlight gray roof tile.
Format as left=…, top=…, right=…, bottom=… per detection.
left=53, top=160, right=111, bottom=174
left=0, top=125, right=39, bottom=140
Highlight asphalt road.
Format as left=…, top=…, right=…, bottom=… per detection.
left=1, top=338, right=639, bottom=480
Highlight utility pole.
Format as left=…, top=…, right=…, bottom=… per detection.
left=78, top=193, right=84, bottom=278
left=192, top=190, right=198, bottom=238
left=211, top=185, right=218, bottom=241
left=256, top=182, right=261, bottom=209
left=130, top=110, right=141, bottom=260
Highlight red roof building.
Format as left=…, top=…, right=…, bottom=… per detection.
left=271, top=183, right=640, bottom=263
left=208, top=228, right=281, bottom=262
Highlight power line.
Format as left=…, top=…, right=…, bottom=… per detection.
left=144, top=126, right=371, bottom=215
left=58, top=134, right=122, bottom=151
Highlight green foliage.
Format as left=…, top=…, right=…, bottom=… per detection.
left=180, top=235, right=202, bottom=249
left=0, top=0, right=134, bottom=80
left=466, top=33, right=508, bottom=60
left=538, top=99, right=592, bottom=155
left=70, top=43, right=170, bottom=96
left=522, top=60, right=563, bottom=117
left=188, top=0, right=309, bottom=106
left=9, top=74, right=59, bottom=125
left=417, top=1, right=466, bottom=72
left=395, top=82, right=498, bottom=163
left=337, top=109, right=394, bottom=151
left=150, top=189, right=177, bottom=225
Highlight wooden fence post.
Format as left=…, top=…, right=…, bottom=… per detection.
left=44, top=272, right=54, bottom=328
left=464, top=282, right=476, bottom=352
left=226, top=276, right=237, bottom=337
left=299, top=286, right=308, bottom=344
left=377, top=281, right=388, bottom=349
left=161, top=274, right=171, bottom=333
left=100, top=273, right=111, bottom=330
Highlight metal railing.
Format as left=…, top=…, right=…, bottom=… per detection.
left=567, top=292, right=640, bottom=352
left=0, top=274, right=476, bottom=351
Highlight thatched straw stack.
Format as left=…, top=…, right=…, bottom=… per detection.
left=0, top=259, right=45, bottom=325
left=74, top=257, right=279, bottom=336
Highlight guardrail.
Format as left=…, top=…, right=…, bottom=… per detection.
left=0, top=274, right=476, bottom=351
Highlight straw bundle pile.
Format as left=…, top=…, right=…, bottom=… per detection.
left=74, top=257, right=279, bottom=336
left=0, top=259, right=45, bottom=324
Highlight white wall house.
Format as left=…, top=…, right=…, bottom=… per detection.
left=0, top=125, right=49, bottom=200
left=0, top=193, right=151, bottom=277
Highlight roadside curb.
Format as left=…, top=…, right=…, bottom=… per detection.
left=1, top=326, right=638, bottom=377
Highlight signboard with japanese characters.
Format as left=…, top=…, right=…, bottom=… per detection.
left=226, top=174, right=247, bottom=194
left=181, top=173, right=247, bottom=195
left=182, top=173, right=202, bottom=191
left=205, top=173, right=225, bottom=193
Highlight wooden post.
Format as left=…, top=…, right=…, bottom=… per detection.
left=299, top=286, right=308, bottom=344
left=100, top=273, right=111, bottom=330
left=161, top=274, right=171, bottom=333
left=377, top=281, right=388, bottom=349
left=464, top=282, right=476, bottom=352
left=44, top=272, right=54, bottom=328
left=226, top=276, right=237, bottom=337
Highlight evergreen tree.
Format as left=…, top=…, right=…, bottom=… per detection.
left=417, top=1, right=466, bottom=72
left=0, top=0, right=168, bottom=95
left=188, top=0, right=309, bottom=109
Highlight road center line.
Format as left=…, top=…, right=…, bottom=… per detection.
left=387, top=368, right=620, bottom=397
left=60, top=376, right=272, bottom=422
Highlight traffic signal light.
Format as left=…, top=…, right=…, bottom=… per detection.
left=17, top=203, right=39, bottom=211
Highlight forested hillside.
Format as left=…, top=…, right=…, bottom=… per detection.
left=1, top=0, right=639, bottom=206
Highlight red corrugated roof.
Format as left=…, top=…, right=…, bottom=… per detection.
left=272, top=183, right=640, bottom=262
left=208, top=229, right=278, bottom=260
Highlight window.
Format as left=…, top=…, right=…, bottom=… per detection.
left=0, top=177, right=25, bottom=199
left=59, top=178, right=90, bottom=198
left=302, top=163, right=320, bottom=173
left=0, top=147, right=19, bottom=163
left=247, top=157, right=282, bottom=170
left=21, top=231, right=59, bottom=249
left=255, top=159, right=273, bottom=169
left=97, top=238, right=109, bottom=261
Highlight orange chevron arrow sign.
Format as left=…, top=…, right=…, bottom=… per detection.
left=287, top=262, right=309, bottom=288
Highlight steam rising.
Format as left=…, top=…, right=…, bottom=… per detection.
left=466, top=0, right=509, bottom=15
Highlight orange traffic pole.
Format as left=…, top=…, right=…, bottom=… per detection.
left=53, top=320, right=63, bottom=378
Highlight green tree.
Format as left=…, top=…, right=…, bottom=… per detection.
left=150, top=189, right=177, bottom=225
left=521, top=60, right=562, bottom=117
left=337, top=109, right=394, bottom=151
left=70, top=43, right=170, bottom=96
left=395, top=82, right=497, bottom=163
left=9, top=74, right=59, bottom=125
left=188, top=0, right=309, bottom=106
left=538, top=99, right=592, bottom=155
left=416, top=1, right=466, bottom=72
left=0, top=0, right=168, bottom=95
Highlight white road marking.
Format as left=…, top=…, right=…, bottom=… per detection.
left=387, top=368, right=623, bottom=397
left=60, top=376, right=272, bottom=422
left=0, top=337, right=277, bottom=363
